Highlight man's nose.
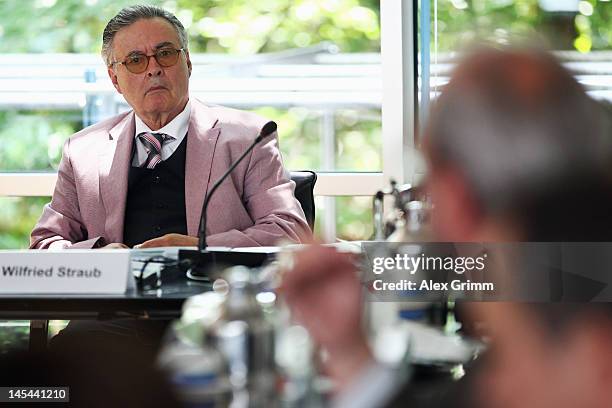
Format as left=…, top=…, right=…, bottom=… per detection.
left=146, top=55, right=163, bottom=77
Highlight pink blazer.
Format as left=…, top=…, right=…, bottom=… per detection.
left=30, top=99, right=310, bottom=249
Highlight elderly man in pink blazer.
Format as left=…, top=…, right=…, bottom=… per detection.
left=30, top=5, right=309, bottom=250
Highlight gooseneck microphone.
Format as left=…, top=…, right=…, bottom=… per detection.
left=180, top=121, right=277, bottom=281
left=198, top=120, right=277, bottom=251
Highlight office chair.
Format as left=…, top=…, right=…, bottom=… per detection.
left=290, top=171, right=317, bottom=230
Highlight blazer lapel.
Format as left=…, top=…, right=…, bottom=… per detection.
left=185, top=100, right=220, bottom=237
left=99, top=112, right=135, bottom=244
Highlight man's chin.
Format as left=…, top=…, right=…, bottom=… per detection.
left=146, top=87, right=170, bottom=96
left=144, top=91, right=171, bottom=103
left=142, top=100, right=174, bottom=116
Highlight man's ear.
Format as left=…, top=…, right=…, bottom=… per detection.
left=428, top=166, right=483, bottom=241
left=570, top=320, right=612, bottom=407
left=107, top=67, right=122, bottom=94
left=185, top=51, right=192, bottom=77
left=582, top=322, right=612, bottom=407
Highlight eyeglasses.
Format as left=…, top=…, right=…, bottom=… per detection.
left=112, top=47, right=184, bottom=74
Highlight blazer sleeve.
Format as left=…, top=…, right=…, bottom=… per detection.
left=30, top=138, right=104, bottom=249
left=205, top=132, right=312, bottom=247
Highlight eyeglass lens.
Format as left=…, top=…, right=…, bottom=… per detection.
left=124, top=48, right=181, bottom=73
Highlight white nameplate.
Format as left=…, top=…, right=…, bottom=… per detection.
left=0, top=249, right=131, bottom=294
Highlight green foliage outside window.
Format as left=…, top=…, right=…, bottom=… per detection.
left=432, top=0, right=611, bottom=52
left=1, top=0, right=612, bottom=248
left=0, top=0, right=380, bottom=54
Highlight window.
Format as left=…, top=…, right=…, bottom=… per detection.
left=420, top=0, right=612, bottom=122
left=0, top=0, right=416, bottom=246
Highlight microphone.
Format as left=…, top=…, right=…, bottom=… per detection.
left=180, top=121, right=277, bottom=280
left=198, top=120, right=277, bottom=250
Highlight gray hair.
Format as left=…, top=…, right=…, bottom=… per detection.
left=425, top=47, right=612, bottom=240
left=101, top=4, right=188, bottom=66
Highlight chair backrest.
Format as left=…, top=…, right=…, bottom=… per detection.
left=290, top=170, right=317, bottom=230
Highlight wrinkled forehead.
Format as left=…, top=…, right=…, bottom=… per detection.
left=112, top=17, right=181, bottom=57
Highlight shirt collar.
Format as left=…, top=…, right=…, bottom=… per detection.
left=134, top=99, right=191, bottom=140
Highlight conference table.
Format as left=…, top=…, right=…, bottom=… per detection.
left=0, top=242, right=359, bottom=352
left=0, top=277, right=213, bottom=352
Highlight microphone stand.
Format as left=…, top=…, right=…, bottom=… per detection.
left=180, top=121, right=278, bottom=281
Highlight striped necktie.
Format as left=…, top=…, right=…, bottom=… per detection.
left=138, top=132, right=168, bottom=169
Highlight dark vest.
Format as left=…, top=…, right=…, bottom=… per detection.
left=123, top=136, right=188, bottom=248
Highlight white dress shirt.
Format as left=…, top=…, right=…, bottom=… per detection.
left=132, top=99, right=191, bottom=167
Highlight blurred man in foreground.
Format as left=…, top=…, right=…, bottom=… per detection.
left=283, top=48, right=612, bottom=408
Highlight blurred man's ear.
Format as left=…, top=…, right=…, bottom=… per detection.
left=428, top=166, right=482, bottom=241
left=568, top=319, right=612, bottom=408
left=107, top=67, right=122, bottom=94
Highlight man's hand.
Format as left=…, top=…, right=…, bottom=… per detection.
left=102, top=243, right=129, bottom=249
left=281, top=245, right=373, bottom=390
left=134, top=233, right=198, bottom=248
